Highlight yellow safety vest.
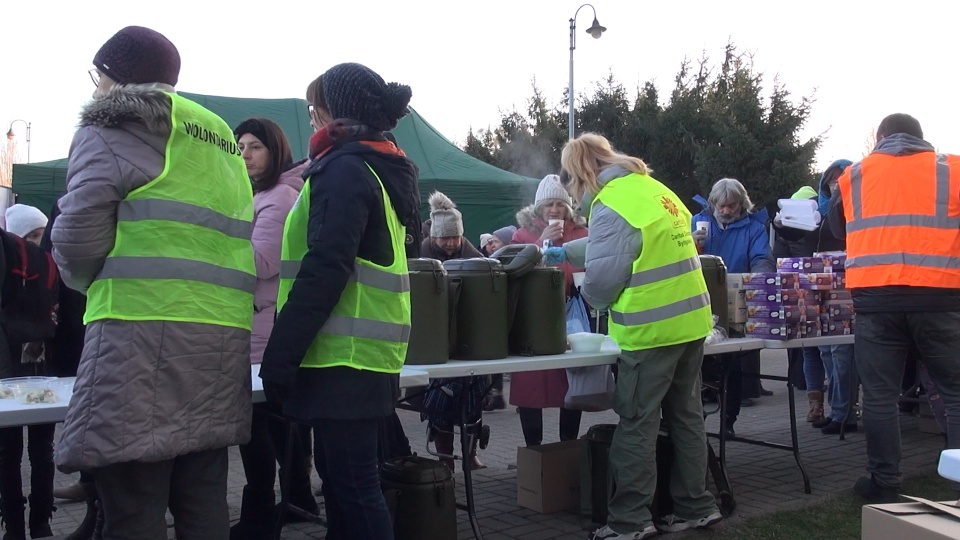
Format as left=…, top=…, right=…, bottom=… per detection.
left=277, top=163, right=410, bottom=373
left=85, top=93, right=255, bottom=330
left=591, top=173, right=713, bottom=350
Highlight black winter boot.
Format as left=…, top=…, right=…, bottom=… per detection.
left=229, top=486, right=275, bottom=540
left=26, top=494, right=53, bottom=538
left=63, top=482, right=98, bottom=540
left=0, top=496, right=26, bottom=540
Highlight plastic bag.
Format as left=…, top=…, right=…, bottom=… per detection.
left=704, top=314, right=728, bottom=346
left=566, top=294, right=591, bottom=335
left=564, top=365, right=615, bottom=412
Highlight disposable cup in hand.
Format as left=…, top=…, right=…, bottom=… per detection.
left=696, top=221, right=709, bottom=235
left=549, top=219, right=564, bottom=231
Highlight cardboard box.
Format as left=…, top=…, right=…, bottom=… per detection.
left=517, top=440, right=582, bottom=514
left=726, top=276, right=747, bottom=325
left=862, top=498, right=960, bottom=540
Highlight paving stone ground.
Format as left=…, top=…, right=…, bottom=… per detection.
left=35, top=349, right=946, bottom=539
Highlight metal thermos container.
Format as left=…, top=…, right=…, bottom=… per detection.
left=405, top=258, right=449, bottom=365
left=442, top=258, right=509, bottom=360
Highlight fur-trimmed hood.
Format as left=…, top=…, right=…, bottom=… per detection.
left=515, top=204, right=586, bottom=231
left=79, top=84, right=175, bottom=134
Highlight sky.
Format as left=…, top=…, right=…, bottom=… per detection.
left=3, top=0, right=957, bottom=174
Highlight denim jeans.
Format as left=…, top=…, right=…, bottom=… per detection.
left=802, top=347, right=825, bottom=393
left=820, top=344, right=856, bottom=423
left=312, top=417, right=394, bottom=540
left=855, top=311, right=960, bottom=488
left=238, top=403, right=315, bottom=509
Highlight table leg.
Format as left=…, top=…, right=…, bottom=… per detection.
left=458, top=379, right=484, bottom=540
left=786, top=382, right=812, bottom=494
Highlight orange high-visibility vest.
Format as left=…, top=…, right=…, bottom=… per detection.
left=838, top=151, right=960, bottom=289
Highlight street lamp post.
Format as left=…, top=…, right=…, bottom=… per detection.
left=6, top=119, right=31, bottom=163
left=568, top=4, right=606, bottom=141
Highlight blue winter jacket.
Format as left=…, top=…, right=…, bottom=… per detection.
left=692, top=195, right=774, bottom=273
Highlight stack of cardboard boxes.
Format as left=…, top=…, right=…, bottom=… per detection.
left=726, top=251, right=852, bottom=340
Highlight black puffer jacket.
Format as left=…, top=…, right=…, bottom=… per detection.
left=259, top=136, right=421, bottom=420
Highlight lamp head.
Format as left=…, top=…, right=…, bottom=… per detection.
left=586, top=18, right=606, bottom=39
left=5, top=129, right=13, bottom=140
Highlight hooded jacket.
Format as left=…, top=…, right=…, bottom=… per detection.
left=774, top=160, right=851, bottom=256
left=691, top=197, right=774, bottom=274
left=259, top=133, right=421, bottom=420
left=509, top=205, right=589, bottom=409
left=250, top=160, right=307, bottom=365
left=420, top=236, right=483, bottom=262
left=828, top=134, right=960, bottom=312
left=511, top=205, right=588, bottom=294
left=51, top=85, right=252, bottom=472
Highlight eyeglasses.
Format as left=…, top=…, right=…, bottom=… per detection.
left=88, top=69, right=100, bottom=88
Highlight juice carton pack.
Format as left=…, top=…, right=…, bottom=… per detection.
left=799, top=273, right=835, bottom=290
left=777, top=257, right=828, bottom=273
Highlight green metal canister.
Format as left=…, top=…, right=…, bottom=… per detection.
left=405, top=258, right=449, bottom=365
left=443, top=258, right=509, bottom=360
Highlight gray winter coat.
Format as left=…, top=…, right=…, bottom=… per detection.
left=563, top=166, right=643, bottom=311
left=52, top=85, right=252, bottom=473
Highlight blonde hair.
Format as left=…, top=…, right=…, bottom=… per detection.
left=560, top=133, right=651, bottom=201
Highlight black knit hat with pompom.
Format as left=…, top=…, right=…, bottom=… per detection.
left=321, top=63, right=411, bottom=131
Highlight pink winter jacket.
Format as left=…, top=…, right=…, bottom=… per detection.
left=508, top=205, right=588, bottom=410
left=251, top=162, right=307, bottom=364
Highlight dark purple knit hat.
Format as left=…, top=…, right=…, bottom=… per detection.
left=93, top=26, right=181, bottom=86
left=321, top=63, right=412, bottom=131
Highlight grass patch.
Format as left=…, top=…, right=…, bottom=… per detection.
left=705, top=470, right=957, bottom=539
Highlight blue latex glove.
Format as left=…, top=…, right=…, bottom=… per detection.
left=543, top=246, right=567, bottom=266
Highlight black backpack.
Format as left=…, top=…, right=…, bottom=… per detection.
left=0, top=230, right=59, bottom=343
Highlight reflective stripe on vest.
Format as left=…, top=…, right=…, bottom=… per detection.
left=83, top=93, right=255, bottom=330
left=118, top=199, right=253, bottom=240
left=277, top=161, right=410, bottom=373
left=611, top=291, right=711, bottom=326
left=591, top=173, right=713, bottom=350
left=321, top=315, right=412, bottom=343
left=98, top=256, right=257, bottom=292
left=846, top=253, right=960, bottom=271
left=280, top=260, right=410, bottom=293
left=846, top=155, right=960, bottom=233
left=627, top=256, right=701, bottom=287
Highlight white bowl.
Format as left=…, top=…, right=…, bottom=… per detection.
left=567, top=332, right=606, bottom=353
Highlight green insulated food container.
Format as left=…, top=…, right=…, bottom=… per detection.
left=381, top=455, right=457, bottom=540
left=698, top=254, right=728, bottom=331
left=405, top=258, right=449, bottom=365
left=442, top=258, right=509, bottom=360
left=510, top=268, right=567, bottom=355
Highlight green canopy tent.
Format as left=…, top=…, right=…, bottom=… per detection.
left=12, top=92, right=538, bottom=244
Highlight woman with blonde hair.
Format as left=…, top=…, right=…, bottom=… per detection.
left=548, top=133, right=722, bottom=540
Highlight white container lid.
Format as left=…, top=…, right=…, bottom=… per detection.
left=938, top=449, right=960, bottom=482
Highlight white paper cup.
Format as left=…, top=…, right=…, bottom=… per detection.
left=549, top=219, right=564, bottom=228
left=696, top=221, right=709, bottom=232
